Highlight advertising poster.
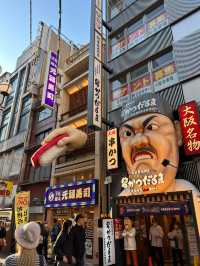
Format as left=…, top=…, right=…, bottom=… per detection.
left=103, top=219, right=115, bottom=266
left=15, top=191, right=30, bottom=226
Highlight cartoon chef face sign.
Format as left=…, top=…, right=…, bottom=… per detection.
left=119, top=113, right=179, bottom=194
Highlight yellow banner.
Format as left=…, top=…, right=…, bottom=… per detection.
left=15, top=191, right=30, bottom=226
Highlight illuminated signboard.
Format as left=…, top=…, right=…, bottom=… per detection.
left=44, top=179, right=98, bottom=208
left=107, top=128, right=118, bottom=170
left=178, top=101, right=200, bottom=155
left=88, top=0, right=103, bottom=129
left=42, top=51, right=58, bottom=109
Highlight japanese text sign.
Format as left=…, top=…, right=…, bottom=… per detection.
left=103, top=219, right=115, bottom=266
left=178, top=101, right=200, bottom=155
left=0, top=180, right=13, bottom=197
left=107, top=128, right=118, bottom=170
left=42, top=51, right=58, bottom=109
left=15, top=191, right=30, bottom=226
left=45, top=179, right=98, bottom=208
left=88, top=0, right=103, bottom=129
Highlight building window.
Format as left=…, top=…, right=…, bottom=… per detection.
left=24, top=63, right=31, bottom=92
left=152, top=51, right=178, bottom=91
left=38, top=108, right=53, bottom=122
left=110, top=51, right=179, bottom=110
left=69, top=87, right=88, bottom=116
left=6, top=75, right=18, bottom=105
left=110, top=4, right=168, bottom=59
left=109, top=0, right=136, bottom=19
left=35, top=129, right=52, bottom=145
left=0, top=109, right=11, bottom=142
left=18, top=97, right=31, bottom=133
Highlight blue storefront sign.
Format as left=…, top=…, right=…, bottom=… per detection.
left=45, top=179, right=98, bottom=208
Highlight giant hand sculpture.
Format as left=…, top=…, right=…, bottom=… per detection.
left=31, top=126, right=87, bottom=167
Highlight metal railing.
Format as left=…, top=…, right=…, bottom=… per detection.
left=66, top=44, right=89, bottom=67
left=61, top=103, right=87, bottom=120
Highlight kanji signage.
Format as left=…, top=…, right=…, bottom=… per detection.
left=178, top=101, right=200, bottom=155
left=45, top=179, right=98, bottom=208
left=107, top=128, right=118, bottom=170
left=42, top=51, right=58, bottom=109
left=103, top=219, right=115, bottom=266
left=0, top=180, right=13, bottom=197
left=15, top=191, right=30, bottom=226
left=88, top=0, right=103, bottom=129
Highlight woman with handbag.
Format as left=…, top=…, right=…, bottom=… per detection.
left=54, top=220, right=75, bottom=266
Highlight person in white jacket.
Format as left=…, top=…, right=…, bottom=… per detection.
left=122, top=217, right=138, bottom=266
left=149, top=218, right=164, bottom=266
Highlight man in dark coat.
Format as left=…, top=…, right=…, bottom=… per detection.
left=71, top=214, right=86, bottom=266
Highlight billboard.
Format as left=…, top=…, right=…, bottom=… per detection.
left=42, top=51, right=58, bottom=109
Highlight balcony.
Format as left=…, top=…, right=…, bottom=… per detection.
left=66, top=44, right=89, bottom=67
left=57, top=127, right=95, bottom=165
left=61, top=104, right=87, bottom=121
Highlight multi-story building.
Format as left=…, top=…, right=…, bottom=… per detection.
left=105, top=0, right=200, bottom=265
left=46, top=44, right=100, bottom=265
left=0, top=22, right=76, bottom=227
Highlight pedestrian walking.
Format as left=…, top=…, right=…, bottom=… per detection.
left=71, top=214, right=86, bottom=266
left=43, top=222, right=49, bottom=260
left=37, top=222, right=45, bottom=256
left=51, top=219, right=62, bottom=245
left=3, top=221, right=47, bottom=266
left=0, top=221, right=6, bottom=251
left=149, top=218, right=164, bottom=266
left=54, top=220, right=75, bottom=265
left=168, top=222, right=184, bottom=266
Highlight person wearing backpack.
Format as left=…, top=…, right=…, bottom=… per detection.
left=54, top=220, right=75, bottom=266
left=51, top=218, right=62, bottom=244
left=3, top=221, right=47, bottom=266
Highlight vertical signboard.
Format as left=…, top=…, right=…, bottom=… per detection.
left=107, top=128, right=118, bottom=170
left=88, top=0, right=103, bottom=129
left=15, top=191, right=30, bottom=226
left=103, top=219, right=115, bottom=266
left=178, top=101, right=200, bottom=155
left=42, top=51, right=58, bottom=109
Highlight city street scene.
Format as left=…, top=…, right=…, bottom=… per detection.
left=0, top=0, right=200, bottom=265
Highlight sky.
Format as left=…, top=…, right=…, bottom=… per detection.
left=0, top=0, right=91, bottom=73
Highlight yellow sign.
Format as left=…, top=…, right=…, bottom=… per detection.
left=15, top=191, right=30, bottom=226
left=107, top=128, right=118, bottom=170
left=0, top=180, right=13, bottom=197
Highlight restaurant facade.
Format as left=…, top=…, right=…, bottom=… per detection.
left=99, top=0, right=200, bottom=265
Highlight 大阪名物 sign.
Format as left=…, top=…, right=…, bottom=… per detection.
left=15, top=191, right=30, bottom=226
left=45, top=179, right=98, bottom=208
left=103, top=219, right=115, bottom=266
left=178, top=101, right=200, bottom=155
left=42, top=51, right=58, bottom=109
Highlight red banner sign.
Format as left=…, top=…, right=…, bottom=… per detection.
left=178, top=101, right=200, bottom=155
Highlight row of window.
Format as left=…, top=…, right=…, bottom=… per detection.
left=110, top=51, right=179, bottom=110
left=110, top=5, right=168, bottom=59
left=108, top=0, right=136, bottom=19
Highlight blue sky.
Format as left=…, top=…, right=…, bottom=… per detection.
left=0, top=0, right=91, bottom=73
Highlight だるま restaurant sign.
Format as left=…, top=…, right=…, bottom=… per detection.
left=44, top=179, right=98, bottom=208
left=178, top=101, right=200, bottom=156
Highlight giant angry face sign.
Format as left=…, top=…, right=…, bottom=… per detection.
left=119, top=113, right=179, bottom=194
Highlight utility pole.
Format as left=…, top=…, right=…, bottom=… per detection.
left=30, top=0, right=32, bottom=44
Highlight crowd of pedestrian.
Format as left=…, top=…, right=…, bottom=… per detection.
left=2, top=214, right=86, bottom=266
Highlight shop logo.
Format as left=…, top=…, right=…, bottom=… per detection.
left=48, top=192, right=55, bottom=202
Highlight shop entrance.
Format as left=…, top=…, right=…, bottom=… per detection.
left=113, top=191, right=200, bottom=266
